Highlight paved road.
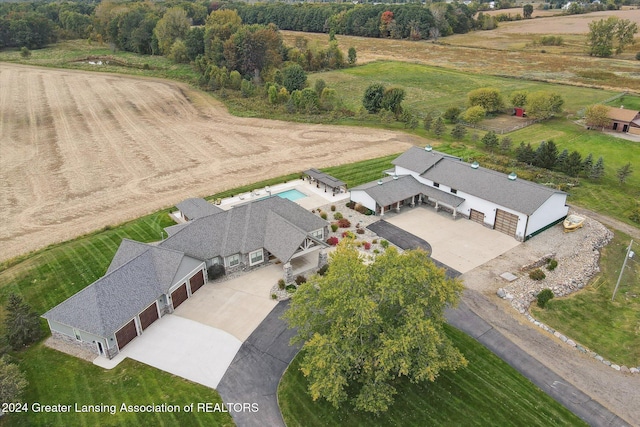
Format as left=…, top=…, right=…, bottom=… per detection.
left=217, top=301, right=300, bottom=427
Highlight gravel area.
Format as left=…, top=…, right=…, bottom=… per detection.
left=461, top=212, right=640, bottom=425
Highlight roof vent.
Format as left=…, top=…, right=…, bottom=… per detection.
left=508, top=172, right=517, bottom=181
left=393, top=174, right=398, bottom=180
left=424, top=144, right=432, bottom=152
left=471, top=161, right=479, bottom=169
left=377, top=179, right=383, bottom=185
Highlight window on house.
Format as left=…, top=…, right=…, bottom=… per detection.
left=249, top=250, right=264, bottom=266
left=450, top=189, right=457, bottom=194
left=433, top=182, right=440, bottom=188
left=73, top=329, right=81, bottom=341
left=227, top=253, right=240, bottom=267
left=310, top=229, right=323, bottom=240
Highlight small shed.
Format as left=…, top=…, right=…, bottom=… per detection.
left=513, top=107, right=526, bottom=117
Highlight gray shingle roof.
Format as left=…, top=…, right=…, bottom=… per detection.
left=176, top=198, right=222, bottom=220
left=43, top=242, right=197, bottom=337
left=422, top=159, right=564, bottom=215
left=352, top=175, right=464, bottom=208
left=160, top=196, right=328, bottom=262
left=304, top=168, right=346, bottom=189
left=392, top=146, right=460, bottom=174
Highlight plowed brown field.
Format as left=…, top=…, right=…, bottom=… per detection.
left=0, top=63, right=419, bottom=262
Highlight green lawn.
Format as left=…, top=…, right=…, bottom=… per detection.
left=1, top=346, right=233, bottom=427
left=309, top=61, right=619, bottom=115
left=279, top=325, right=587, bottom=427
left=606, top=95, right=640, bottom=111
left=507, top=120, right=640, bottom=222
left=532, top=230, right=640, bottom=368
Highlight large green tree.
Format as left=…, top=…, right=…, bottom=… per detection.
left=282, top=64, right=307, bottom=93
left=154, top=7, right=190, bottom=55
left=3, top=294, right=42, bottom=350
left=526, top=91, right=564, bottom=120
left=362, top=83, right=386, bottom=114
left=467, top=87, right=504, bottom=113
left=380, top=87, right=406, bottom=116
left=584, top=104, right=610, bottom=129
left=588, top=17, right=638, bottom=57
left=285, top=243, right=466, bottom=414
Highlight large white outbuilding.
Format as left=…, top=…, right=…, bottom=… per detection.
left=350, top=146, right=569, bottom=241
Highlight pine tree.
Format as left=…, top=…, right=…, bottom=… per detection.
left=556, top=149, right=569, bottom=172
left=481, top=131, right=499, bottom=152
left=451, top=123, right=467, bottom=140
left=423, top=112, right=434, bottom=131
left=432, top=116, right=446, bottom=138
left=565, top=151, right=583, bottom=177
left=499, top=136, right=513, bottom=153
left=581, top=153, right=594, bottom=176
left=589, top=156, right=605, bottom=180
left=534, top=140, right=558, bottom=170
left=4, top=294, right=42, bottom=350
left=616, top=162, right=633, bottom=184
left=516, top=142, right=535, bottom=164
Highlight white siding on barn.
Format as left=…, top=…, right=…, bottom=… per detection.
left=350, top=190, right=377, bottom=213
left=526, top=193, right=568, bottom=237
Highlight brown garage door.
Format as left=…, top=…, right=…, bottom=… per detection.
left=189, top=270, right=205, bottom=294
left=115, top=319, right=138, bottom=350
left=171, top=283, right=188, bottom=310
left=139, top=302, right=159, bottom=331
left=469, top=209, right=485, bottom=225
left=494, top=209, right=518, bottom=237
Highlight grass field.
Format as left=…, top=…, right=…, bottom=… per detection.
left=308, top=61, right=618, bottom=116
left=532, top=231, right=640, bottom=368
left=1, top=346, right=233, bottom=427
left=0, top=40, right=201, bottom=84
left=278, top=325, right=587, bottom=427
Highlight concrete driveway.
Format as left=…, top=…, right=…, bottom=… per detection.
left=95, top=315, right=242, bottom=389
left=383, top=206, right=520, bottom=273
left=174, top=264, right=281, bottom=341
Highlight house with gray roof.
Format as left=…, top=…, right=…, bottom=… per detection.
left=175, top=198, right=223, bottom=222
left=43, top=196, right=328, bottom=359
left=351, top=146, right=568, bottom=241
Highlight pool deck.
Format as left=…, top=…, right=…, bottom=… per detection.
left=217, top=179, right=349, bottom=211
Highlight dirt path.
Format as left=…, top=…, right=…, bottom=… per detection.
left=0, top=63, right=422, bottom=263
left=460, top=214, right=640, bottom=426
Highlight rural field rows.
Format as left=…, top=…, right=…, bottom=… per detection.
left=0, top=63, right=421, bottom=262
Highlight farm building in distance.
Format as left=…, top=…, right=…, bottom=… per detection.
left=605, top=106, right=640, bottom=135
left=351, top=146, right=569, bottom=242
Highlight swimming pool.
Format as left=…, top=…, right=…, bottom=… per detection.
left=275, top=189, right=307, bottom=202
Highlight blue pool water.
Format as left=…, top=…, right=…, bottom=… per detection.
left=276, top=189, right=307, bottom=201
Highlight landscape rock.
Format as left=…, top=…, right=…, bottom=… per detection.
left=612, top=364, right=621, bottom=371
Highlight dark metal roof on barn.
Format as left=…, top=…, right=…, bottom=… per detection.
left=421, top=158, right=564, bottom=215
left=43, top=242, right=201, bottom=337
left=392, top=146, right=460, bottom=174
left=176, top=198, right=223, bottom=220
left=160, top=196, right=328, bottom=263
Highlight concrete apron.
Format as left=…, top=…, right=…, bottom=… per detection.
left=384, top=206, right=521, bottom=273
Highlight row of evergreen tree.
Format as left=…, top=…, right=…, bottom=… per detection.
left=515, top=140, right=604, bottom=179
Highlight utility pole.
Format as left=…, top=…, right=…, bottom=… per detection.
left=612, top=240, right=633, bottom=302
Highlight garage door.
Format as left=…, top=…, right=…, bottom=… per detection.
left=171, top=284, right=188, bottom=310
left=189, top=270, right=205, bottom=294
left=115, top=319, right=138, bottom=350
left=494, top=209, right=518, bottom=237
left=139, top=302, right=159, bottom=331
left=469, top=209, right=485, bottom=225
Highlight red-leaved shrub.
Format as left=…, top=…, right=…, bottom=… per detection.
left=364, top=242, right=371, bottom=250
left=327, top=236, right=339, bottom=246
left=337, top=218, right=351, bottom=228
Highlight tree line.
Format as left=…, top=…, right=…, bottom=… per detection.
left=230, top=2, right=477, bottom=40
